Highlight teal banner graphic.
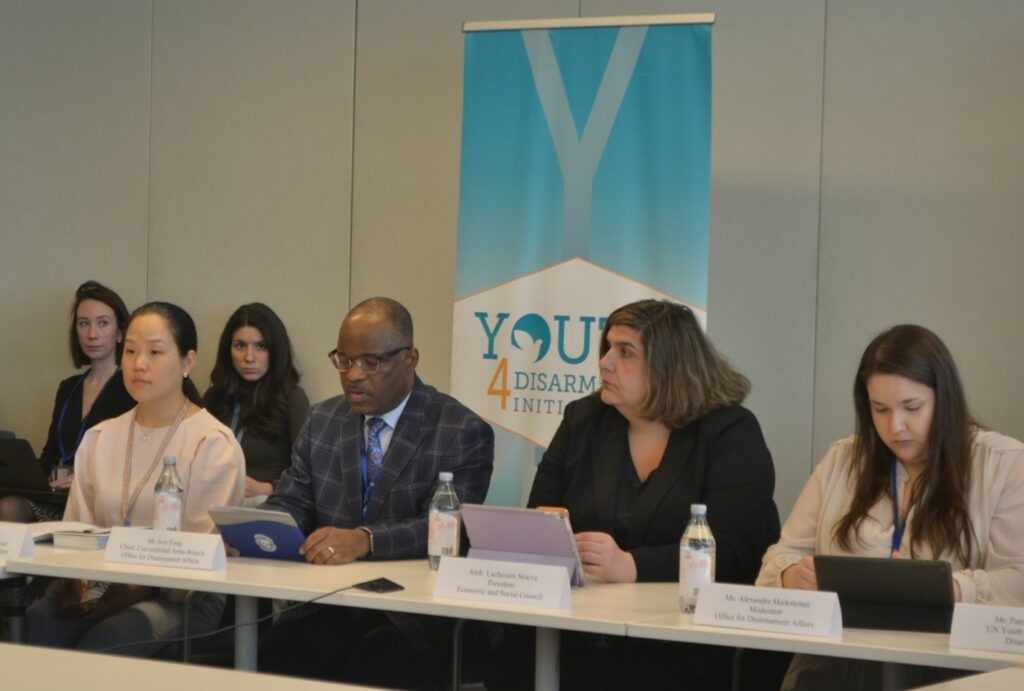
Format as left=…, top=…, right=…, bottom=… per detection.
left=453, top=19, right=712, bottom=505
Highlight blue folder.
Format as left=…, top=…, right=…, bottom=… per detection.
left=209, top=506, right=305, bottom=561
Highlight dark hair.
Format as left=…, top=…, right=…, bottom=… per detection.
left=125, top=302, right=203, bottom=406
left=350, top=297, right=414, bottom=344
left=69, top=280, right=130, bottom=367
left=600, top=299, right=750, bottom=427
left=204, top=303, right=300, bottom=439
left=833, top=324, right=976, bottom=564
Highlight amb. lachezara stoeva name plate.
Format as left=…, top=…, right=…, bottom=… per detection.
left=434, top=556, right=571, bottom=609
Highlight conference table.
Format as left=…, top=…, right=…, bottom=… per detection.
left=0, top=641, right=372, bottom=691
left=629, top=611, right=1024, bottom=690
left=917, top=667, right=1024, bottom=690
left=5, top=546, right=674, bottom=689
left=6, top=547, right=1024, bottom=691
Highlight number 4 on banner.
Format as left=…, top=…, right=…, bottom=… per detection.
left=487, top=358, right=510, bottom=409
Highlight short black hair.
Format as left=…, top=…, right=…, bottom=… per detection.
left=349, top=297, right=414, bottom=343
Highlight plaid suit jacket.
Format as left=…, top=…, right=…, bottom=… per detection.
left=265, top=377, right=494, bottom=559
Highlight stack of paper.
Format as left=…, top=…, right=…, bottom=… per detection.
left=51, top=528, right=111, bottom=550
left=30, top=521, right=103, bottom=543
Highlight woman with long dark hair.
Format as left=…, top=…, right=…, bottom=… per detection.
left=0, top=280, right=135, bottom=522
left=203, top=303, right=308, bottom=504
left=27, top=301, right=244, bottom=655
left=758, top=324, right=1024, bottom=688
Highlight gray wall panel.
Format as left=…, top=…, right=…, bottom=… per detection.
left=814, top=0, right=1024, bottom=464
left=0, top=0, right=150, bottom=450
left=148, top=0, right=354, bottom=406
left=587, top=1, right=826, bottom=514
left=350, top=0, right=579, bottom=391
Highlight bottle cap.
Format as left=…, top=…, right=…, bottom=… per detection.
left=439, top=471, right=453, bottom=482
left=690, top=503, right=707, bottom=515
left=163, top=456, right=177, bottom=466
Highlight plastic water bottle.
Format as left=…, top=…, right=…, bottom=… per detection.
left=679, top=503, right=716, bottom=613
left=428, top=471, right=460, bottom=570
left=153, top=456, right=184, bottom=531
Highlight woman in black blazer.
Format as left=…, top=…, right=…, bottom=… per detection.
left=500, top=299, right=780, bottom=690
left=0, top=281, right=135, bottom=522
left=529, top=300, right=779, bottom=584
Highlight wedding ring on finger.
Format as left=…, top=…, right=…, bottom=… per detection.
left=327, top=545, right=336, bottom=557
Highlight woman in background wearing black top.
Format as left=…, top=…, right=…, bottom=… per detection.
left=0, top=281, right=135, bottom=522
left=203, top=303, right=308, bottom=505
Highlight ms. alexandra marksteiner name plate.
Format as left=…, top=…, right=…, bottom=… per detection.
left=694, top=583, right=841, bottom=638
left=951, top=603, right=1024, bottom=655
left=104, top=527, right=226, bottom=571
left=434, top=556, right=571, bottom=609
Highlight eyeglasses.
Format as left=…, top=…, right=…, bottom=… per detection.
left=328, top=346, right=411, bottom=374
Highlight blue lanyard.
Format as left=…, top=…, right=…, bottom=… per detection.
left=56, top=369, right=118, bottom=463
left=890, top=459, right=907, bottom=557
left=228, top=402, right=246, bottom=442
left=359, top=441, right=379, bottom=519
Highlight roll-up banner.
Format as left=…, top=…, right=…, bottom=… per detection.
left=453, top=15, right=714, bottom=504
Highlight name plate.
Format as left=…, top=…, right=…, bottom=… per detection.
left=104, top=527, right=226, bottom=571
left=951, top=603, right=1024, bottom=654
left=0, top=523, right=34, bottom=559
left=434, top=556, right=570, bottom=609
left=694, top=583, right=842, bottom=638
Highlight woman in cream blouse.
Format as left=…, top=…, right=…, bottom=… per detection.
left=28, top=301, right=244, bottom=656
left=758, top=324, right=1024, bottom=689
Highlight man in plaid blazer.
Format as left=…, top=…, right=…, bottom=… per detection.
left=266, top=296, right=494, bottom=561
left=259, top=297, right=494, bottom=686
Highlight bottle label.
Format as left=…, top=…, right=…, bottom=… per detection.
left=428, top=511, right=459, bottom=557
left=154, top=494, right=182, bottom=531
left=679, top=547, right=714, bottom=600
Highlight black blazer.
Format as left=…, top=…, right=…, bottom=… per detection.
left=39, top=370, right=135, bottom=475
left=528, top=394, right=780, bottom=583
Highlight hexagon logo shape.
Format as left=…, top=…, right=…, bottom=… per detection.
left=452, top=258, right=706, bottom=447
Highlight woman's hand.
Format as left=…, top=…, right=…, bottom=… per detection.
left=244, top=476, right=274, bottom=498
left=781, top=556, right=818, bottom=590
left=49, top=473, right=74, bottom=490
left=574, top=531, right=637, bottom=582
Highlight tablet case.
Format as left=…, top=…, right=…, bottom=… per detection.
left=460, top=504, right=586, bottom=587
left=814, top=555, right=954, bottom=633
left=209, top=505, right=305, bottom=561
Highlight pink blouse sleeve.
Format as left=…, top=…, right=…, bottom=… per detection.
left=65, top=427, right=102, bottom=525
left=182, top=428, right=245, bottom=534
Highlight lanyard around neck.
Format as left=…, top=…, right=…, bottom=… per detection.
left=121, top=400, right=190, bottom=526
left=890, top=459, right=908, bottom=557
left=229, top=401, right=246, bottom=442
left=56, top=368, right=119, bottom=463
